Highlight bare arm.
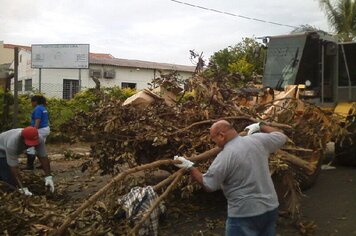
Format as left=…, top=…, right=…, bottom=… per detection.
left=190, top=167, right=203, bottom=184
left=34, top=119, right=41, bottom=129
left=10, top=166, right=23, bottom=188
left=38, top=156, right=51, bottom=176
left=189, top=167, right=213, bottom=192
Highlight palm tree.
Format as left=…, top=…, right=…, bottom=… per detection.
left=319, top=0, right=356, bottom=41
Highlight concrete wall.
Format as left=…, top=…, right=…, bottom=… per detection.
left=0, top=42, right=15, bottom=65
left=13, top=50, right=193, bottom=98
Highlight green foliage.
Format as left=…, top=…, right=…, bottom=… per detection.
left=290, top=24, right=323, bottom=34
left=206, top=37, right=266, bottom=78
left=46, top=98, right=73, bottom=132
left=0, top=89, right=32, bottom=131
left=104, top=87, right=136, bottom=100
left=0, top=88, right=12, bottom=131
left=319, top=0, right=356, bottom=41
left=228, top=56, right=255, bottom=77
left=209, top=48, right=234, bottom=72
left=48, top=88, right=135, bottom=132
left=17, top=95, right=33, bottom=128
left=179, top=91, right=196, bottom=103
left=0, top=87, right=137, bottom=135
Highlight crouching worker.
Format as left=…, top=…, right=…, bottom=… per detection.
left=0, top=126, right=54, bottom=195
left=174, top=120, right=287, bottom=236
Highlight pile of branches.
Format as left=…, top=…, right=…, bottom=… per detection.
left=62, top=74, right=346, bottom=173
left=61, top=73, right=347, bottom=208
left=1, top=72, right=348, bottom=235
left=0, top=172, right=149, bottom=235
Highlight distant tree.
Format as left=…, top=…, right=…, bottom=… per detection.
left=206, top=37, right=266, bottom=77
left=291, top=24, right=323, bottom=33
left=318, top=0, right=356, bottom=41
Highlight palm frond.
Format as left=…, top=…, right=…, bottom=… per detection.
left=318, top=0, right=356, bottom=41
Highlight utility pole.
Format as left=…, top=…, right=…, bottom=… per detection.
left=79, top=68, right=82, bottom=91
left=39, top=68, right=42, bottom=93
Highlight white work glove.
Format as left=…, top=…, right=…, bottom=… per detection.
left=174, top=156, right=194, bottom=170
left=19, top=187, right=33, bottom=196
left=26, top=147, right=36, bottom=155
left=44, top=176, right=55, bottom=193
left=244, top=122, right=264, bottom=135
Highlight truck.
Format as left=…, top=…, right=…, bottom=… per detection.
left=261, top=31, right=356, bottom=167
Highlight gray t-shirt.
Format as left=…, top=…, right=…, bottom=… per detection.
left=202, top=132, right=287, bottom=217
left=0, top=128, right=47, bottom=167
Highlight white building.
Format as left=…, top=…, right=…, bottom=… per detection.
left=11, top=48, right=195, bottom=99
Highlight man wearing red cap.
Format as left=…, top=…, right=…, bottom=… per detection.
left=0, top=126, right=54, bottom=195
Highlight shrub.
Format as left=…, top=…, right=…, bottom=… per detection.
left=0, top=87, right=137, bottom=137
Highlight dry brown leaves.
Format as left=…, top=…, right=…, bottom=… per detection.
left=61, top=74, right=347, bottom=213
left=1, top=73, right=350, bottom=235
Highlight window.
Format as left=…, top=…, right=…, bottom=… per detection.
left=89, top=69, right=102, bottom=78
left=121, top=82, right=136, bottom=89
left=17, top=81, right=23, bottom=92
left=339, top=44, right=356, bottom=86
left=25, top=79, right=32, bottom=91
left=104, top=71, right=115, bottom=78
left=63, top=79, right=79, bottom=99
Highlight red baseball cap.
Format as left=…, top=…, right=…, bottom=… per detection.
left=22, top=127, right=39, bottom=146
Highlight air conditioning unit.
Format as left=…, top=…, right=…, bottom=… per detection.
left=89, top=69, right=101, bottom=78
left=104, top=71, right=115, bottom=79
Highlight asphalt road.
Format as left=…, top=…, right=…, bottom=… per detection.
left=46, top=144, right=356, bottom=235
left=161, top=165, right=356, bottom=235
left=297, top=166, right=356, bottom=235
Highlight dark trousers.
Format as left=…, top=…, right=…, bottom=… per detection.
left=0, top=158, right=17, bottom=187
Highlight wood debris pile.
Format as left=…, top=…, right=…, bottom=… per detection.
left=1, top=73, right=349, bottom=235
left=61, top=73, right=347, bottom=210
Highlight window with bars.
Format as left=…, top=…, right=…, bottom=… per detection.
left=25, top=79, right=32, bottom=91
left=121, top=82, right=136, bottom=89
left=63, top=79, right=79, bottom=99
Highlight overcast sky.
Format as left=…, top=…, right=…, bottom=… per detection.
left=0, top=0, right=330, bottom=65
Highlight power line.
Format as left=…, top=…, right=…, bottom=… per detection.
left=170, top=0, right=298, bottom=29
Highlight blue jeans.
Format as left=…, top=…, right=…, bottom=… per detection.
left=0, top=158, right=17, bottom=187
left=225, top=208, right=278, bottom=236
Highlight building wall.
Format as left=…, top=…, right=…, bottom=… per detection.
left=18, top=49, right=35, bottom=80
left=87, top=65, right=157, bottom=89
left=0, top=42, right=15, bottom=65
left=87, top=65, right=192, bottom=90
left=13, top=50, right=193, bottom=98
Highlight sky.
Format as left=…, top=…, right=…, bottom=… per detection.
left=0, top=0, right=330, bottom=66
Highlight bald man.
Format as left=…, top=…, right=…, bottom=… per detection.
left=174, top=120, right=287, bottom=236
